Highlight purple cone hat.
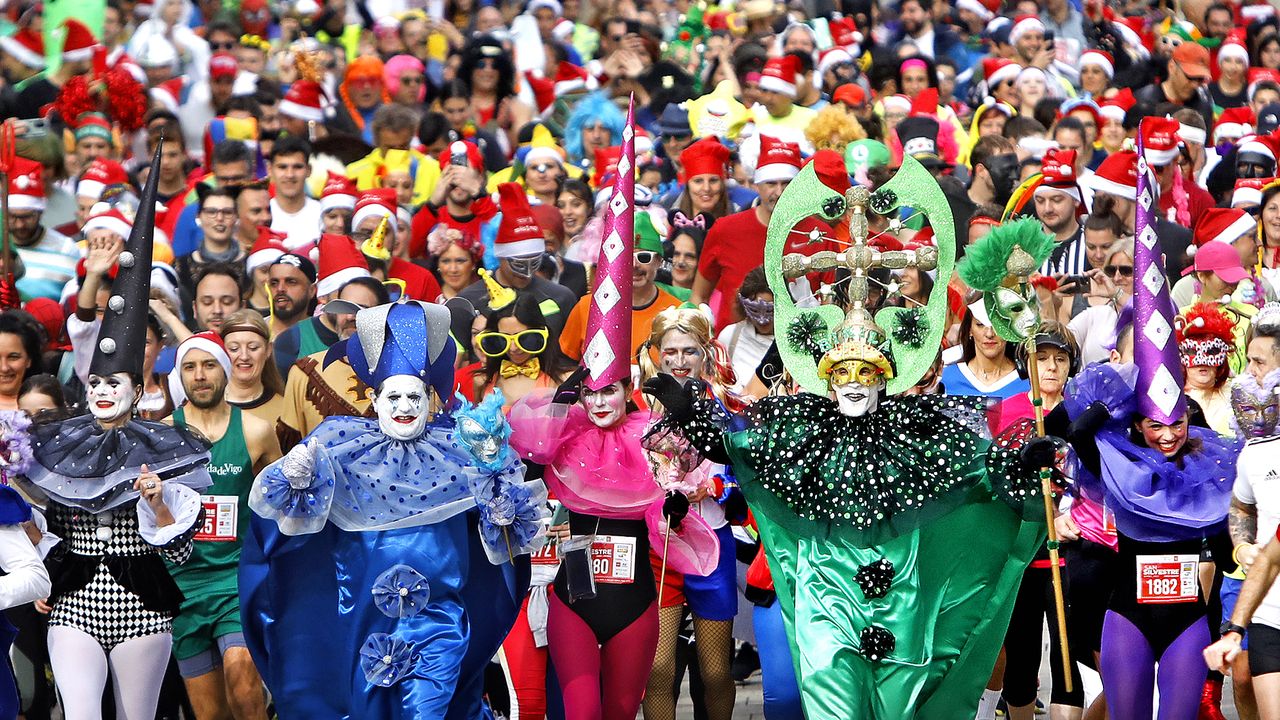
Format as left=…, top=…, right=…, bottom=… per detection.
left=582, top=95, right=636, bottom=391
left=1133, top=119, right=1187, bottom=424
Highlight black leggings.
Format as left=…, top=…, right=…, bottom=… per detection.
left=1002, top=565, right=1084, bottom=708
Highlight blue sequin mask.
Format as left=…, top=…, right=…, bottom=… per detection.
left=454, top=389, right=513, bottom=471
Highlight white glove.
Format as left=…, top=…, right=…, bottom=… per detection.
left=280, top=439, right=317, bottom=489
left=788, top=278, right=820, bottom=309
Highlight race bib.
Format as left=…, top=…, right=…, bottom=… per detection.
left=1135, top=554, right=1199, bottom=604
left=531, top=542, right=560, bottom=567
left=590, top=535, right=637, bottom=585
left=194, top=495, right=239, bottom=542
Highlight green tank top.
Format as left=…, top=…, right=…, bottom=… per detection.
left=297, top=318, right=329, bottom=361
left=169, top=406, right=255, bottom=584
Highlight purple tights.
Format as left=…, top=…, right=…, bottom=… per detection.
left=1099, top=610, right=1209, bottom=720
left=546, top=593, right=659, bottom=720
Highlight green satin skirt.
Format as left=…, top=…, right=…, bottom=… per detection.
left=751, top=486, right=1046, bottom=719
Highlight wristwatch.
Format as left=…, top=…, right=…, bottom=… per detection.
left=1221, top=621, right=1248, bottom=638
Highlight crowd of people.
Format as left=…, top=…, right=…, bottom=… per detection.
left=4, top=0, right=1280, bottom=718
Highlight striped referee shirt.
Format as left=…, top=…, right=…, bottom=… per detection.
left=1040, top=225, right=1088, bottom=277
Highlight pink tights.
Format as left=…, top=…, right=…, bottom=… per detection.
left=546, top=593, right=659, bottom=720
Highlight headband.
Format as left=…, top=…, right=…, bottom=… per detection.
left=901, top=58, right=928, bottom=74
left=220, top=323, right=269, bottom=339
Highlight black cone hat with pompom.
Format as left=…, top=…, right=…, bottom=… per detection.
left=88, top=142, right=160, bottom=379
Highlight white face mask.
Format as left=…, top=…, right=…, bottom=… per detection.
left=832, top=377, right=885, bottom=417
left=375, top=375, right=431, bottom=441
left=87, top=372, right=137, bottom=423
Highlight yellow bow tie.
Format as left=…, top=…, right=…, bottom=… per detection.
left=499, top=358, right=541, bottom=379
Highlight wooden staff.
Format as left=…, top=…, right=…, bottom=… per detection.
left=1023, top=327, right=1073, bottom=694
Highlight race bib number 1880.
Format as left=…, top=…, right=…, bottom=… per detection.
left=1135, top=554, right=1198, bottom=604
left=590, top=535, right=637, bottom=585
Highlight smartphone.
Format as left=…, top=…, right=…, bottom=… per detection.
left=450, top=141, right=469, bottom=166
left=16, top=117, right=48, bottom=139
left=1045, top=30, right=1056, bottom=51
left=1063, top=274, right=1090, bottom=294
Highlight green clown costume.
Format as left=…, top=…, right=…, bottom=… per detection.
left=645, top=152, right=1050, bottom=718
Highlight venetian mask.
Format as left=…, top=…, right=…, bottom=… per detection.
left=375, top=375, right=430, bottom=441
left=455, top=391, right=511, bottom=471
left=829, top=360, right=885, bottom=417
left=86, top=372, right=137, bottom=424
left=992, top=287, right=1039, bottom=340
left=1232, top=382, right=1280, bottom=439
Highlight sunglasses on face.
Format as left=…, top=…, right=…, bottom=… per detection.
left=1105, top=264, right=1134, bottom=277
left=477, top=329, right=549, bottom=357
left=211, top=41, right=236, bottom=51
left=634, top=251, right=657, bottom=265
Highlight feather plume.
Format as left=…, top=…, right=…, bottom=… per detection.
left=957, top=217, right=1056, bottom=292
left=786, top=311, right=829, bottom=364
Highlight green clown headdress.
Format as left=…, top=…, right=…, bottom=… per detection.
left=765, top=151, right=955, bottom=395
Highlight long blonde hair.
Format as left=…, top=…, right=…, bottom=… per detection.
left=638, top=307, right=740, bottom=411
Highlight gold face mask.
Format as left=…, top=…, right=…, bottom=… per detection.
left=828, top=359, right=885, bottom=387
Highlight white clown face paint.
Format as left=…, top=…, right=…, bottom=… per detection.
left=375, top=375, right=431, bottom=441
left=87, top=372, right=137, bottom=425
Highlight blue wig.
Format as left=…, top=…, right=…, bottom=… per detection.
left=564, top=92, right=626, bottom=164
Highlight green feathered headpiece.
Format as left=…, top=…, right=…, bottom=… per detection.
left=957, top=217, right=1055, bottom=343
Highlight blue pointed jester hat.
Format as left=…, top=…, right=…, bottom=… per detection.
left=324, top=300, right=457, bottom=405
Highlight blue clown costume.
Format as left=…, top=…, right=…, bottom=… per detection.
left=240, top=300, right=548, bottom=719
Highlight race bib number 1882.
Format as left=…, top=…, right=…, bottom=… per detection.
left=1135, top=554, right=1198, bottom=604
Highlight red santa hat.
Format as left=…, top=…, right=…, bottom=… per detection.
left=494, top=183, right=545, bottom=258
left=280, top=79, right=326, bottom=123
left=1035, top=148, right=1081, bottom=202
left=524, top=71, right=556, bottom=115
left=809, top=149, right=852, bottom=195
left=1190, top=207, right=1257, bottom=257
left=247, top=227, right=289, bottom=274
left=817, top=47, right=854, bottom=78
left=759, top=55, right=799, bottom=97
left=1008, top=15, right=1046, bottom=44
left=319, top=171, right=359, bottom=213
left=82, top=207, right=133, bottom=238
left=1098, top=87, right=1136, bottom=125
left=77, top=158, right=129, bottom=201
left=168, top=332, right=232, bottom=407
left=1214, top=107, right=1256, bottom=145
left=60, top=19, right=98, bottom=63
left=1089, top=150, right=1138, bottom=201
left=754, top=134, right=802, bottom=184
left=351, top=188, right=397, bottom=231
left=1238, top=134, right=1280, bottom=164
left=1232, top=177, right=1272, bottom=208
left=1140, top=117, right=1181, bottom=166
left=1249, top=68, right=1280, bottom=100
left=437, top=139, right=484, bottom=173
left=1218, top=39, right=1250, bottom=69
left=1079, top=50, right=1114, bottom=79
left=679, top=137, right=731, bottom=180
left=553, top=61, right=595, bottom=96
left=0, top=27, right=46, bottom=69
left=828, top=16, right=861, bottom=51
left=955, top=0, right=994, bottom=22
left=316, top=233, right=372, bottom=297
left=983, top=57, right=1021, bottom=89
left=8, top=157, right=44, bottom=212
